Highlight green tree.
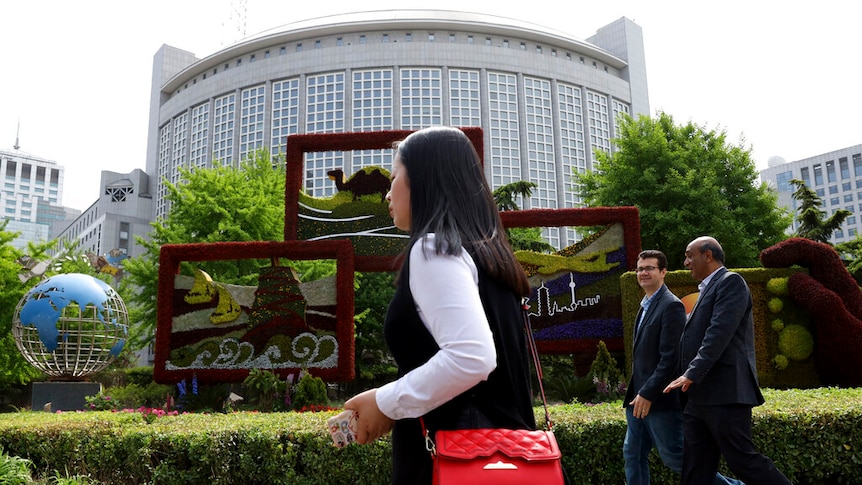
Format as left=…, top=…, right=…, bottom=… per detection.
left=790, top=179, right=851, bottom=244
left=0, top=222, right=42, bottom=388
left=492, top=180, right=555, bottom=253
left=122, top=149, right=289, bottom=346
left=0, top=224, right=114, bottom=389
left=574, top=112, right=791, bottom=269
left=836, top=237, right=862, bottom=284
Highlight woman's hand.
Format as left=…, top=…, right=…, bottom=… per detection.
left=344, top=388, right=395, bottom=444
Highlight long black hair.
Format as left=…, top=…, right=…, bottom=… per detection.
left=395, top=126, right=530, bottom=297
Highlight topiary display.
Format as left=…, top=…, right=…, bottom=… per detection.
left=777, top=324, right=815, bottom=362
left=766, top=277, right=789, bottom=296
left=760, top=237, right=862, bottom=386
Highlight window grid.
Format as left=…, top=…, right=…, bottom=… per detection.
left=524, top=77, right=559, bottom=249
left=189, top=103, right=209, bottom=169
left=171, top=112, right=188, bottom=184
left=156, top=123, right=172, bottom=220
left=487, top=71, right=521, bottom=190
left=586, top=90, right=611, bottom=160
left=271, top=78, right=300, bottom=157
left=449, top=70, right=481, bottom=127
left=305, top=73, right=346, bottom=197
left=557, top=82, right=587, bottom=211
left=612, top=99, right=631, bottom=137
left=240, top=85, right=266, bottom=162
left=400, top=68, right=442, bottom=129
left=213, top=93, right=236, bottom=164
left=352, top=69, right=394, bottom=171
left=524, top=77, right=557, bottom=208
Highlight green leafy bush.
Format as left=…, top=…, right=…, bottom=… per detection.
left=0, top=388, right=859, bottom=484
left=292, top=373, right=329, bottom=411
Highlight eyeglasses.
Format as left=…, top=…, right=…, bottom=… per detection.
left=635, top=266, right=659, bottom=273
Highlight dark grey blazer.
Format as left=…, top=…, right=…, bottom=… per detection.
left=679, top=267, right=764, bottom=407
left=624, top=284, right=685, bottom=411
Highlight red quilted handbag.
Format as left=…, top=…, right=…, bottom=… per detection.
left=430, top=428, right=564, bottom=484
left=422, top=302, right=566, bottom=484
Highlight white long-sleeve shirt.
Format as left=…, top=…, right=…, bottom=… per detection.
left=375, top=234, right=498, bottom=420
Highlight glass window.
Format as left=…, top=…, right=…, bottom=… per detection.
left=844, top=182, right=852, bottom=191
left=855, top=154, right=862, bottom=176
left=830, top=185, right=839, bottom=194
left=831, top=197, right=840, bottom=205
left=775, top=171, right=793, bottom=192
left=827, top=161, right=836, bottom=183
left=813, top=164, right=823, bottom=185
left=846, top=194, right=855, bottom=203
left=840, top=158, right=850, bottom=179
left=816, top=188, right=825, bottom=197
left=800, top=167, right=810, bottom=186
left=449, top=34, right=455, bottom=42
left=359, top=35, right=366, bottom=44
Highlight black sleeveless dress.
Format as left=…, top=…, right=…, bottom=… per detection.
left=384, top=244, right=536, bottom=484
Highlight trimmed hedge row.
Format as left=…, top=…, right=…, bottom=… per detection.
left=0, top=388, right=859, bottom=484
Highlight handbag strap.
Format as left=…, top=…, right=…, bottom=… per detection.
left=420, top=297, right=553, bottom=455
left=522, top=298, right=553, bottom=429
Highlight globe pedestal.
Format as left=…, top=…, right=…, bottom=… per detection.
left=32, top=382, right=102, bottom=412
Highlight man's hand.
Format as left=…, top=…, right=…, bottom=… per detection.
left=344, top=389, right=395, bottom=444
left=629, top=394, right=653, bottom=419
left=663, top=376, right=693, bottom=393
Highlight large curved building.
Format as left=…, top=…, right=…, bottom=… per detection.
left=146, top=10, right=649, bottom=248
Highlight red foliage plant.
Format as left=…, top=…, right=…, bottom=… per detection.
left=760, top=237, right=862, bottom=386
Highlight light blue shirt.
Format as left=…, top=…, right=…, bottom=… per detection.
left=637, top=288, right=660, bottom=332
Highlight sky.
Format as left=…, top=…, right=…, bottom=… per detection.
left=2, top=1, right=860, bottom=212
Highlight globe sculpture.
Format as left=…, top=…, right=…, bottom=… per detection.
left=12, top=273, right=129, bottom=380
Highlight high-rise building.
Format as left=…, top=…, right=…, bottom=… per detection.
left=760, top=144, right=862, bottom=244
left=146, top=10, right=650, bottom=249
left=0, top=148, right=78, bottom=249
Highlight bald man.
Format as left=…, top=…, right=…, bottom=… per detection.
left=664, top=236, right=790, bottom=485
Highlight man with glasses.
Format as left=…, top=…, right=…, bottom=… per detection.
left=624, top=250, right=742, bottom=485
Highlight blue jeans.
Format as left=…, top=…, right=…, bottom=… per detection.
left=624, top=407, right=745, bottom=485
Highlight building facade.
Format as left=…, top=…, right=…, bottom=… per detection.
left=53, top=169, right=154, bottom=262
left=0, top=148, right=78, bottom=249
left=146, top=10, right=650, bottom=249
left=760, top=144, right=862, bottom=244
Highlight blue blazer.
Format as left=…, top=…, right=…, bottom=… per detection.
left=680, top=267, right=764, bottom=407
left=624, top=284, right=685, bottom=411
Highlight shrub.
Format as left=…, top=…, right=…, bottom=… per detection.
left=292, top=373, right=329, bottom=410
left=0, top=388, right=860, bottom=484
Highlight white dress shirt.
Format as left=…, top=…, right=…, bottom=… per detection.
left=375, top=234, right=497, bottom=420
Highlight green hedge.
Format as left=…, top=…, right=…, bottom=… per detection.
left=0, top=388, right=859, bottom=484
